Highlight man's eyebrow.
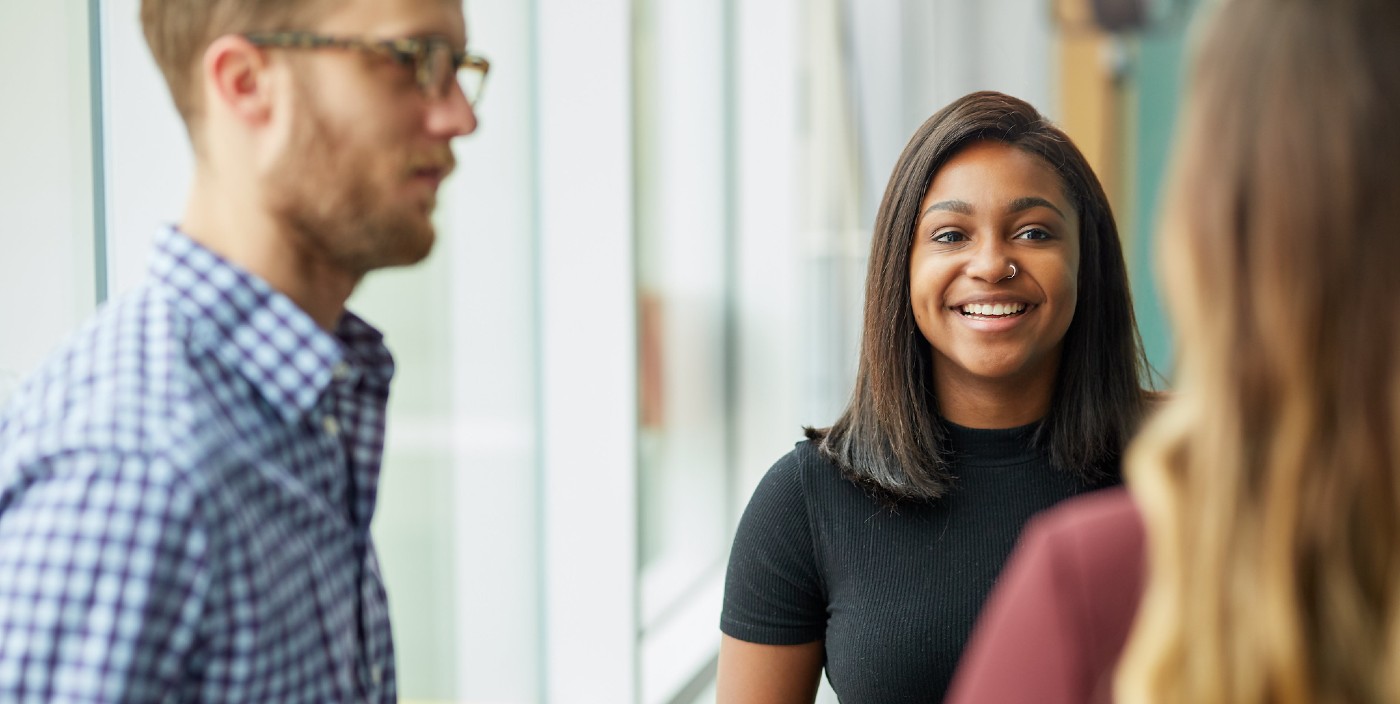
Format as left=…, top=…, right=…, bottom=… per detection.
left=922, top=199, right=973, bottom=217
left=1007, top=196, right=1067, bottom=220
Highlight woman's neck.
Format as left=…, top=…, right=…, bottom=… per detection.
left=934, top=368, right=1055, bottom=429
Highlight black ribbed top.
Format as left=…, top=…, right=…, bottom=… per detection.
left=721, top=423, right=1118, bottom=702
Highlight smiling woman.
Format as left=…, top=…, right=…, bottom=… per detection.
left=717, top=90, right=1153, bottom=703
left=911, top=140, right=1082, bottom=428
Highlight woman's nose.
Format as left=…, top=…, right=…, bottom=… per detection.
left=965, top=241, right=1015, bottom=283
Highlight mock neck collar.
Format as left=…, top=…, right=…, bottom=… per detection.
left=943, top=419, right=1043, bottom=467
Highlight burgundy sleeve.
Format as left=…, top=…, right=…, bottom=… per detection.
left=944, top=489, right=1144, bottom=704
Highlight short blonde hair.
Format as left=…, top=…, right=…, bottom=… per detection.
left=140, top=0, right=332, bottom=127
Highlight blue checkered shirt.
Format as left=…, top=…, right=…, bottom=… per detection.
left=0, top=228, right=398, bottom=702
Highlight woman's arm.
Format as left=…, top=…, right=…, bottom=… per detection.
left=716, top=635, right=824, bottom=704
left=719, top=446, right=830, bottom=702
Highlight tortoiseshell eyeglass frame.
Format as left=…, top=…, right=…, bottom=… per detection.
left=243, top=31, right=490, bottom=105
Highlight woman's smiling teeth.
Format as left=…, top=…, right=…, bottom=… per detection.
left=959, top=302, right=1027, bottom=317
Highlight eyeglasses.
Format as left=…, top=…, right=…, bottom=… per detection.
left=243, top=32, right=490, bottom=105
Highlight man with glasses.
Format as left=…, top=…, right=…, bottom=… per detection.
left=0, top=0, right=485, bottom=700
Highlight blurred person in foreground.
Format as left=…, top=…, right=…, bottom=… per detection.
left=946, top=0, right=1400, bottom=702
left=717, top=90, right=1153, bottom=702
left=0, top=0, right=484, bottom=700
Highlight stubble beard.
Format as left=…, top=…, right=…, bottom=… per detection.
left=266, top=89, right=438, bottom=278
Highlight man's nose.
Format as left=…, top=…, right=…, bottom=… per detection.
left=427, top=81, right=478, bottom=138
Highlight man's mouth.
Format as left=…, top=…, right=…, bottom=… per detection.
left=408, top=152, right=457, bottom=185
left=411, top=166, right=451, bottom=182
left=958, top=302, right=1028, bottom=319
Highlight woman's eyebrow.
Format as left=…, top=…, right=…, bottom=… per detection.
left=922, top=196, right=1066, bottom=220
left=1006, top=196, right=1066, bottom=219
left=922, top=199, right=973, bottom=217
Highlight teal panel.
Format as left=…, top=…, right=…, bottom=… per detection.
left=1130, top=27, right=1188, bottom=382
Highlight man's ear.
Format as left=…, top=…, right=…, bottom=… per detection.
left=202, top=35, right=277, bottom=125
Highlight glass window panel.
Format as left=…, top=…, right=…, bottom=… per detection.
left=0, top=2, right=99, bottom=403
left=634, top=0, right=732, bottom=628
left=352, top=252, right=461, bottom=702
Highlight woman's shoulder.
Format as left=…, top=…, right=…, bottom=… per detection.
left=946, top=488, right=1145, bottom=704
left=1021, top=487, right=1145, bottom=585
left=759, top=438, right=842, bottom=485
left=744, top=438, right=879, bottom=516
left=955, top=489, right=1145, bottom=649
left=1034, top=486, right=1139, bottom=528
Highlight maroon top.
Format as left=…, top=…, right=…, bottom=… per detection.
left=945, top=487, right=1146, bottom=704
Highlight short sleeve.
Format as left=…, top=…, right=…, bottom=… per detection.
left=720, top=446, right=828, bottom=645
left=0, top=451, right=210, bottom=701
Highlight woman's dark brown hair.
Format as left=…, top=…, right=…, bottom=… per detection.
left=809, top=90, right=1150, bottom=501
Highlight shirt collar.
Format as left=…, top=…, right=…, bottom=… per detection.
left=149, top=227, right=394, bottom=422
left=943, top=419, right=1043, bottom=467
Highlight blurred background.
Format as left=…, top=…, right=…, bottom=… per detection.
left=0, top=0, right=1199, bottom=701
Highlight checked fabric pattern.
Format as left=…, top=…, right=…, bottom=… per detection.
left=0, top=228, right=397, bottom=703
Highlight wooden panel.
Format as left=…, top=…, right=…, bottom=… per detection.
left=1054, top=0, right=1128, bottom=214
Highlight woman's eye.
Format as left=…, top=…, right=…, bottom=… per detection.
left=932, top=230, right=967, bottom=243
left=1015, top=228, right=1052, bottom=241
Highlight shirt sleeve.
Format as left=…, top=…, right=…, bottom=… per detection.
left=945, top=489, right=1143, bottom=704
left=0, top=450, right=211, bottom=702
left=720, top=447, right=828, bottom=645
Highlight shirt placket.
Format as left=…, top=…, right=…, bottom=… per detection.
left=326, top=359, right=393, bottom=702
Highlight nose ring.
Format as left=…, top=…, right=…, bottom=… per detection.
left=998, top=263, right=1017, bottom=282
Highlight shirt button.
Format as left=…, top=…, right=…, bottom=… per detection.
left=323, top=415, right=341, bottom=437
left=332, top=361, right=352, bottom=382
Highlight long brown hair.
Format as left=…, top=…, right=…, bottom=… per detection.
left=1118, top=0, right=1400, bottom=701
left=811, top=90, right=1149, bottom=501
